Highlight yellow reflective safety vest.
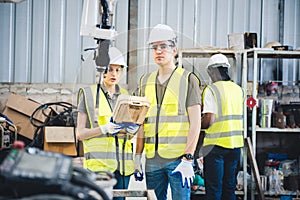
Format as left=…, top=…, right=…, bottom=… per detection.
left=78, top=85, right=134, bottom=175
left=202, top=81, right=245, bottom=149
left=140, top=67, right=191, bottom=159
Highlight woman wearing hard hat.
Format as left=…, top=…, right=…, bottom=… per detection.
left=77, top=46, right=138, bottom=200
left=134, top=24, right=202, bottom=200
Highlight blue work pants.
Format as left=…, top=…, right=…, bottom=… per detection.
left=203, top=145, right=241, bottom=200
left=113, top=170, right=131, bottom=200
left=145, top=159, right=191, bottom=200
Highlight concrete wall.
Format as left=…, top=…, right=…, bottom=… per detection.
left=0, top=83, right=89, bottom=113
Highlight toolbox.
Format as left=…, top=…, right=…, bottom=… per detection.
left=112, top=94, right=150, bottom=125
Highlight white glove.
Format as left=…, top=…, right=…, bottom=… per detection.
left=125, top=124, right=140, bottom=134
left=196, top=156, right=204, bottom=176
left=171, top=159, right=195, bottom=188
left=100, top=122, right=123, bottom=135
left=134, top=154, right=144, bottom=181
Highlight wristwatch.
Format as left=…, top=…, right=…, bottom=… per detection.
left=183, top=153, right=194, bottom=160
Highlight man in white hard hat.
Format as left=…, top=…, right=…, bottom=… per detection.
left=77, top=46, right=138, bottom=200
left=201, top=53, right=245, bottom=200
left=134, top=24, right=202, bottom=200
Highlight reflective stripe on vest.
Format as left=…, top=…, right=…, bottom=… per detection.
left=203, top=81, right=244, bottom=149
left=141, top=68, right=190, bottom=159
left=79, top=85, right=134, bottom=175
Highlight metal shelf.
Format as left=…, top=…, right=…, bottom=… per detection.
left=243, top=48, right=300, bottom=200
left=245, top=48, right=300, bottom=59
left=255, top=127, right=300, bottom=133
left=178, top=48, right=300, bottom=200
left=179, top=48, right=242, bottom=58
left=178, top=48, right=244, bottom=86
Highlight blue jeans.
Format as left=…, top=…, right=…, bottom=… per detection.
left=203, top=145, right=241, bottom=200
left=113, top=170, right=130, bottom=200
left=145, top=159, right=191, bottom=200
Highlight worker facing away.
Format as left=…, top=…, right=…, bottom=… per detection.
left=201, top=53, right=245, bottom=200
left=134, top=24, right=202, bottom=200
left=76, top=46, right=139, bottom=200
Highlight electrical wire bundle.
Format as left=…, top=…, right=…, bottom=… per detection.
left=29, top=102, right=77, bottom=151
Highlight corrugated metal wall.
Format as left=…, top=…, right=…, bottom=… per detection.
left=0, top=0, right=84, bottom=83
left=0, top=0, right=299, bottom=87
left=136, top=0, right=300, bottom=87
left=0, top=0, right=130, bottom=84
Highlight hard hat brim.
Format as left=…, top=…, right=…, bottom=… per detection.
left=207, top=63, right=230, bottom=69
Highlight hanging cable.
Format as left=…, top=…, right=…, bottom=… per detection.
left=28, top=102, right=77, bottom=151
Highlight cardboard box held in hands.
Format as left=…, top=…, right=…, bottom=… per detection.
left=112, top=94, right=150, bottom=125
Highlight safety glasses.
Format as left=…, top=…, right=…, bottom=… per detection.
left=150, top=43, right=175, bottom=51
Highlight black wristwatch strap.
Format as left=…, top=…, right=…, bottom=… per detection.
left=183, top=153, right=194, bottom=160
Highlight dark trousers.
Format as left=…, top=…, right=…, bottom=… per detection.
left=203, top=145, right=241, bottom=200
left=113, top=170, right=130, bottom=200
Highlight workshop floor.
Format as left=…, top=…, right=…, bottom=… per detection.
left=127, top=174, right=172, bottom=200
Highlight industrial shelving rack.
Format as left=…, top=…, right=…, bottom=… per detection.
left=177, top=48, right=243, bottom=84
left=243, top=48, right=300, bottom=200
left=178, top=47, right=300, bottom=200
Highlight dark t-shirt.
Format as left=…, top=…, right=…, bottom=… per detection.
left=148, top=72, right=202, bottom=107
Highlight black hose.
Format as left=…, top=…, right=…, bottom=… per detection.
left=30, top=102, right=75, bottom=128
left=100, top=0, right=110, bottom=29
left=29, top=101, right=77, bottom=149
left=121, top=137, right=127, bottom=188
left=71, top=172, right=110, bottom=200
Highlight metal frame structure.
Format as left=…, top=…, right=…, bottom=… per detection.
left=178, top=48, right=300, bottom=200
left=244, top=48, right=300, bottom=200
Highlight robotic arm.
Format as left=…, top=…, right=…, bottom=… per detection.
left=100, top=0, right=111, bottom=29
left=80, top=0, right=117, bottom=73
left=80, top=0, right=117, bottom=39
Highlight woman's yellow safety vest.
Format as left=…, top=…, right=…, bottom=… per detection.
left=78, top=85, right=134, bottom=175
left=140, top=68, right=191, bottom=159
left=202, top=81, right=245, bottom=149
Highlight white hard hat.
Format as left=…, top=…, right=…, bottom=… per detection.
left=109, top=47, right=127, bottom=67
left=148, top=24, right=177, bottom=44
left=206, top=54, right=231, bottom=69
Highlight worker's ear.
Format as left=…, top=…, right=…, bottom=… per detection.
left=172, top=47, right=178, bottom=56
left=206, top=67, right=212, bottom=76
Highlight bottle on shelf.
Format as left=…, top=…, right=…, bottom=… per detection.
left=259, top=98, right=273, bottom=128
left=275, top=107, right=286, bottom=129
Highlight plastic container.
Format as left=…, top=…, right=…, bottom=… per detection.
left=259, top=99, right=273, bottom=128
